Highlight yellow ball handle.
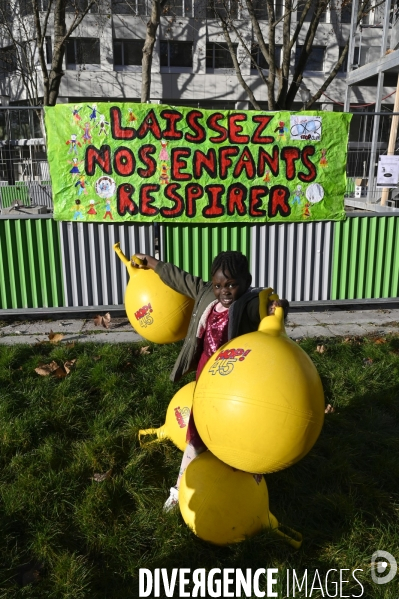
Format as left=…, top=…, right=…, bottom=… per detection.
left=138, top=426, right=166, bottom=447
left=258, top=288, right=274, bottom=320
left=132, top=255, right=144, bottom=266
left=113, top=242, right=130, bottom=267
left=267, top=511, right=303, bottom=549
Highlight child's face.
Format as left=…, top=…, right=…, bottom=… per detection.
left=212, top=268, right=250, bottom=309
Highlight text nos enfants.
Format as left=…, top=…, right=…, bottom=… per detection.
left=84, top=107, right=319, bottom=220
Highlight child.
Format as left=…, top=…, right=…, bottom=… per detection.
left=132, top=251, right=288, bottom=510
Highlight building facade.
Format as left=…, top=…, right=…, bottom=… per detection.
left=0, top=0, right=392, bottom=111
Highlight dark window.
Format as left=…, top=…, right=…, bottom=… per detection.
left=339, top=1, right=369, bottom=24
left=252, top=0, right=283, bottom=19
left=252, top=0, right=268, bottom=19
left=45, top=36, right=52, bottom=64
left=0, top=46, right=17, bottom=76
left=339, top=45, right=360, bottom=71
left=206, top=42, right=237, bottom=69
left=295, top=45, right=325, bottom=71
left=19, top=0, right=32, bottom=16
left=113, top=40, right=144, bottom=67
left=160, top=41, right=193, bottom=68
left=66, top=0, right=98, bottom=12
left=163, top=0, right=193, bottom=17
left=251, top=43, right=282, bottom=69
left=206, top=0, right=238, bottom=19
left=297, top=0, right=327, bottom=23
left=66, top=38, right=101, bottom=68
left=111, top=0, right=148, bottom=14
left=340, top=2, right=352, bottom=23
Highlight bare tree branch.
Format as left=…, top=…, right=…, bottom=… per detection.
left=219, top=15, right=261, bottom=109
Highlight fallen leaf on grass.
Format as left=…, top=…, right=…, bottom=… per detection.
left=374, top=337, right=386, bottom=344
left=35, top=360, right=76, bottom=378
left=94, top=313, right=111, bottom=329
left=325, top=404, right=335, bottom=414
left=63, top=359, right=77, bottom=374
left=48, top=330, right=64, bottom=344
left=91, top=469, right=112, bottom=482
left=316, top=345, right=326, bottom=354
left=35, top=361, right=60, bottom=376
left=93, top=355, right=101, bottom=361
left=65, top=341, right=75, bottom=349
left=135, top=346, right=150, bottom=355
left=363, top=358, right=374, bottom=367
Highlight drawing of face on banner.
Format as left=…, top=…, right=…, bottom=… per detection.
left=306, top=183, right=324, bottom=204
left=96, top=176, right=116, bottom=199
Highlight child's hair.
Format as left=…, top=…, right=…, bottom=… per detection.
left=211, top=251, right=251, bottom=282
left=75, top=199, right=81, bottom=205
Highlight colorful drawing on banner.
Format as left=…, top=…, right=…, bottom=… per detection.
left=290, top=115, right=322, bottom=141
left=291, top=184, right=304, bottom=206
left=95, top=176, right=116, bottom=198
left=45, top=103, right=351, bottom=224
left=320, top=148, right=328, bottom=168
left=306, top=183, right=324, bottom=203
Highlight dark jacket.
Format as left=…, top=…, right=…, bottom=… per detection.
left=154, top=261, right=262, bottom=381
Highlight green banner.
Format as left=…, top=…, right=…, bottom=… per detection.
left=45, top=103, right=351, bottom=224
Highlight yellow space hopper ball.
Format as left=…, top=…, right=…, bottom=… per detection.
left=113, top=243, right=194, bottom=344
left=179, top=451, right=302, bottom=547
left=193, top=289, right=325, bottom=474
left=138, top=381, right=195, bottom=452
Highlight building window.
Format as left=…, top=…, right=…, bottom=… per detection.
left=206, top=42, right=238, bottom=70
left=339, top=45, right=360, bottom=71
left=66, top=38, right=101, bottom=70
left=113, top=40, right=144, bottom=70
left=206, top=0, right=239, bottom=19
left=0, top=46, right=17, bottom=77
left=339, top=1, right=370, bottom=24
left=160, top=41, right=193, bottom=70
left=111, top=0, right=148, bottom=14
left=297, top=0, right=327, bottom=23
left=45, top=36, right=52, bottom=65
left=65, top=0, right=98, bottom=12
left=251, top=44, right=282, bottom=69
left=252, top=0, right=283, bottom=20
left=163, top=0, right=193, bottom=17
left=295, top=45, right=325, bottom=71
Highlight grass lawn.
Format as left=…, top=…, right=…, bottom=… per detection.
left=0, top=335, right=398, bottom=598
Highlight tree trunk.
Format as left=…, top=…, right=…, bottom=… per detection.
left=141, top=0, right=163, bottom=103
left=45, top=0, right=67, bottom=105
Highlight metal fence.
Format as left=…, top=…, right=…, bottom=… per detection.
left=1, top=213, right=399, bottom=311
left=345, top=109, right=399, bottom=209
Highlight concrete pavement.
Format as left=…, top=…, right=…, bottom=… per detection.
left=0, top=309, right=398, bottom=345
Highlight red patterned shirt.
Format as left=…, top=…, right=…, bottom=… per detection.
left=196, top=304, right=229, bottom=380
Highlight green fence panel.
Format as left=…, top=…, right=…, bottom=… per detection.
left=0, top=218, right=64, bottom=308
left=0, top=185, right=30, bottom=208
left=331, top=216, right=399, bottom=300
left=163, top=224, right=251, bottom=281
